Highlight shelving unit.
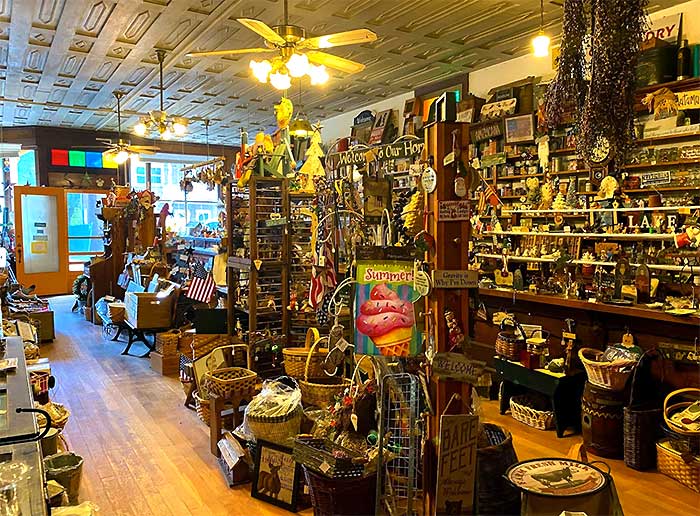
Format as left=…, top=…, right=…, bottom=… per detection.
left=288, top=192, right=316, bottom=347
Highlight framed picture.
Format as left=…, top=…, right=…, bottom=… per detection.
left=505, top=114, right=535, bottom=144
left=192, top=347, right=227, bottom=392
left=251, top=440, right=301, bottom=512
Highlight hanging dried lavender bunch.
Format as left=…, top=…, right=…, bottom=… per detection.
left=578, top=0, right=648, bottom=163
left=544, top=0, right=588, bottom=126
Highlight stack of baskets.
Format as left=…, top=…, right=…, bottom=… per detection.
left=657, top=388, right=700, bottom=492
left=298, top=334, right=351, bottom=408
left=155, top=329, right=180, bottom=356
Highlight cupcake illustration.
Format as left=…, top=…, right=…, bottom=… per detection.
left=357, top=284, right=415, bottom=356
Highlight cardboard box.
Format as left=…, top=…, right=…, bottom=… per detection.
left=30, top=310, right=55, bottom=341
left=125, top=292, right=172, bottom=328
left=150, top=351, right=178, bottom=376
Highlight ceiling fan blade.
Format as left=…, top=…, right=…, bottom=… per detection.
left=236, top=18, right=286, bottom=46
left=128, top=146, right=160, bottom=152
left=71, top=145, right=111, bottom=150
left=306, top=51, right=366, bottom=74
left=299, top=29, right=377, bottom=50
left=187, top=47, right=276, bottom=58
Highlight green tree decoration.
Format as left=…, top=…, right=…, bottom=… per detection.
left=298, top=127, right=325, bottom=193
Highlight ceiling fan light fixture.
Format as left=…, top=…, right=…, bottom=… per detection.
left=250, top=59, right=272, bottom=83
left=270, top=70, right=292, bottom=90
left=114, top=150, right=130, bottom=165
left=308, top=64, right=329, bottom=85
left=134, top=121, right=148, bottom=137
left=286, top=53, right=310, bottom=78
left=173, top=117, right=188, bottom=137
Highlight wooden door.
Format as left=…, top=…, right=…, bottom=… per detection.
left=14, top=186, right=69, bottom=295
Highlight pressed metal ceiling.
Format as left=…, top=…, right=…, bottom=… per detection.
left=0, top=0, right=688, bottom=144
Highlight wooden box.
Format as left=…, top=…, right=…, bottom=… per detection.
left=124, top=292, right=172, bottom=328
left=150, top=351, right=178, bottom=376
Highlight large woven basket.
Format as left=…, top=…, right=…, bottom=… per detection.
left=107, top=302, right=126, bottom=323
left=299, top=336, right=350, bottom=408
left=155, top=329, right=180, bottom=356
left=182, top=332, right=231, bottom=360
left=495, top=331, right=524, bottom=361
left=509, top=395, right=555, bottom=430
left=303, top=466, right=377, bottom=516
left=664, top=388, right=700, bottom=437
left=579, top=347, right=636, bottom=391
left=657, top=439, right=700, bottom=492
left=247, top=405, right=303, bottom=446
left=204, top=367, right=257, bottom=401
left=193, top=389, right=211, bottom=425
left=283, top=328, right=328, bottom=379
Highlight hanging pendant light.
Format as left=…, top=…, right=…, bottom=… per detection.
left=532, top=0, right=550, bottom=58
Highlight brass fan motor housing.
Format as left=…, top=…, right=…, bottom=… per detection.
left=273, top=24, right=306, bottom=44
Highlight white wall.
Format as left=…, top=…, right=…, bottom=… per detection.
left=321, top=0, right=700, bottom=144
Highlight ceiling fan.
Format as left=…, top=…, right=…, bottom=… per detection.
left=187, top=0, right=377, bottom=89
left=81, top=92, right=160, bottom=164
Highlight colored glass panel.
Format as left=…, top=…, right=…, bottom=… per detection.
left=85, top=151, right=103, bottom=168
left=51, top=149, right=69, bottom=166
left=102, top=153, right=118, bottom=169
left=68, top=150, right=86, bottom=167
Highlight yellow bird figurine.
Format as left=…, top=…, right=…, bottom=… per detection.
left=274, top=97, right=294, bottom=130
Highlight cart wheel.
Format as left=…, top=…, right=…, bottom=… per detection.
left=102, top=323, right=117, bottom=340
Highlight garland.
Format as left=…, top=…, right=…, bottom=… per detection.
left=578, top=0, right=648, bottom=163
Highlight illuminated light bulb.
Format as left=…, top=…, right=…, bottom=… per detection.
left=161, top=126, right=173, bottom=140
left=308, top=64, right=329, bottom=85
left=286, top=53, right=310, bottom=78
left=114, top=150, right=130, bottom=165
left=250, top=59, right=272, bottom=83
left=532, top=31, right=550, bottom=57
left=134, top=121, right=147, bottom=136
left=173, top=119, right=187, bottom=136
left=269, top=71, right=291, bottom=90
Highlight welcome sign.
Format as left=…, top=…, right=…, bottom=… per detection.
left=328, top=139, right=424, bottom=167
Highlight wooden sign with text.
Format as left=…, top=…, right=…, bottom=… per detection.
left=676, top=90, right=700, bottom=111
left=433, top=353, right=486, bottom=383
left=327, top=139, right=424, bottom=167
left=432, top=270, right=478, bottom=289
left=435, top=414, right=478, bottom=516
left=438, top=200, right=470, bottom=221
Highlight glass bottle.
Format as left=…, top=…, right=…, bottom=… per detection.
left=678, top=39, right=692, bottom=80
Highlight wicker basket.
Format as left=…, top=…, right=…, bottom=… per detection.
left=107, top=302, right=126, bottom=323
left=299, top=337, right=351, bottom=408
left=664, top=388, right=700, bottom=437
left=182, top=332, right=231, bottom=360
left=155, top=329, right=180, bottom=356
left=303, top=466, right=377, bottom=516
left=193, top=389, right=211, bottom=425
left=294, top=436, right=366, bottom=478
left=247, top=406, right=303, bottom=446
left=283, top=328, right=328, bottom=379
left=579, top=347, right=636, bottom=391
left=495, top=331, right=524, bottom=361
left=509, top=395, right=555, bottom=430
left=657, top=439, right=700, bottom=492
left=203, top=367, right=257, bottom=401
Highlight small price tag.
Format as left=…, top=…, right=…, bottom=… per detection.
left=319, top=461, right=331, bottom=474
left=562, top=331, right=577, bottom=340
left=336, top=337, right=350, bottom=352
left=350, top=413, right=358, bottom=432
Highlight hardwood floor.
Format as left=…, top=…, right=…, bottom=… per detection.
left=45, top=296, right=698, bottom=515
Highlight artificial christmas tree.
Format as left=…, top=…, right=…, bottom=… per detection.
left=298, top=127, right=325, bottom=193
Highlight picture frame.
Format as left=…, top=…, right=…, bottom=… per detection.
left=192, top=346, right=227, bottom=392
left=504, top=114, right=535, bottom=144
left=251, top=440, right=301, bottom=512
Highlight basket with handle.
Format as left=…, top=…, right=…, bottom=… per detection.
left=657, top=439, right=700, bottom=492
left=246, top=377, right=304, bottom=446
left=623, top=349, right=663, bottom=470
left=495, top=317, right=526, bottom=361
left=578, top=347, right=637, bottom=391
left=155, top=328, right=180, bottom=356
left=664, top=388, right=700, bottom=437
left=299, top=336, right=351, bottom=408
left=283, top=328, right=327, bottom=379
left=203, top=344, right=258, bottom=403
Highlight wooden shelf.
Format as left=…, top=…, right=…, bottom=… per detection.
left=476, top=252, right=686, bottom=271
left=622, top=159, right=700, bottom=170
left=634, top=131, right=700, bottom=146
left=555, top=169, right=590, bottom=176
left=479, top=287, right=700, bottom=326
left=578, top=186, right=696, bottom=195
left=483, top=230, right=674, bottom=241
left=496, top=173, right=544, bottom=181
left=551, top=147, right=577, bottom=156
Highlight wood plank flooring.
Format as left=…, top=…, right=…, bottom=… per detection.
left=44, top=296, right=699, bottom=515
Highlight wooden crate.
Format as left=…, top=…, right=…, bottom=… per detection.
left=150, top=351, right=178, bottom=376
left=125, top=292, right=172, bottom=328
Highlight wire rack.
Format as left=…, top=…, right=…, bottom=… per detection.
left=376, top=372, right=423, bottom=516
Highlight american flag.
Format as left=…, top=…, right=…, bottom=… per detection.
left=186, top=261, right=216, bottom=303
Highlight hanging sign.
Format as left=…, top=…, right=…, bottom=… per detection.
left=676, top=90, right=700, bottom=111
left=432, top=270, right=478, bottom=289
left=414, top=270, right=432, bottom=297
left=639, top=170, right=671, bottom=188
left=328, top=139, right=425, bottom=167
left=438, top=200, right=470, bottom=221
left=421, top=167, right=437, bottom=193
left=435, top=414, right=479, bottom=516
left=264, top=216, right=287, bottom=227
left=433, top=353, right=486, bottom=383
left=644, top=13, right=681, bottom=45
left=470, top=119, right=504, bottom=142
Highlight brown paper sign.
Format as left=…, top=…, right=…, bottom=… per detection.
left=435, top=414, right=478, bottom=516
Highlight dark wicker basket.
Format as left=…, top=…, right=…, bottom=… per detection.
left=476, top=423, right=520, bottom=515
left=294, top=436, right=365, bottom=479
left=303, top=466, right=376, bottom=516
left=624, top=405, right=662, bottom=470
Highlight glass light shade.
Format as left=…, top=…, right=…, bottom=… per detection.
left=532, top=32, right=550, bottom=57
left=269, top=71, right=291, bottom=90
left=286, top=53, right=310, bottom=78
left=290, top=118, right=313, bottom=138
left=173, top=119, right=188, bottom=136
left=133, top=121, right=147, bottom=136
left=250, top=59, right=272, bottom=83
left=114, top=150, right=130, bottom=165
left=308, top=64, right=329, bottom=85
left=161, top=126, right=172, bottom=140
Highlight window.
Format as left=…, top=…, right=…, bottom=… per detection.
left=129, top=158, right=224, bottom=235
left=66, top=192, right=104, bottom=271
